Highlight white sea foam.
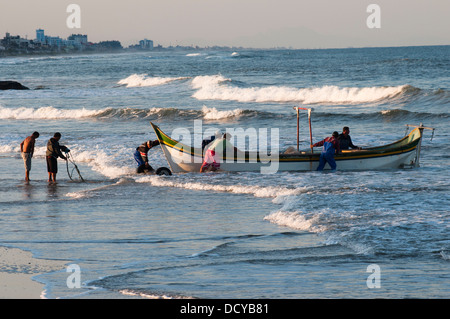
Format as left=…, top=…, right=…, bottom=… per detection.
left=201, top=105, right=244, bottom=120
left=66, top=178, right=132, bottom=199
left=0, top=144, right=15, bottom=153
left=191, top=74, right=231, bottom=89
left=263, top=211, right=325, bottom=233
left=191, top=75, right=407, bottom=104
left=119, top=289, right=193, bottom=299
left=118, top=74, right=190, bottom=87
left=135, top=175, right=303, bottom=199
left=264, top=211, right=312, bottom=231
left=0, top=105, right=104, bottom=120
left=72, top=148, right=134, bottom=179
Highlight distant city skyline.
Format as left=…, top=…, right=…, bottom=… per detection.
left=0, top=0, right=449, bottom=49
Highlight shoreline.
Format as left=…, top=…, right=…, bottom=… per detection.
left=0, top=246, right=67, bottom=299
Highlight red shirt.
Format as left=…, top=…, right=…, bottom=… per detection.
left=313, top=136, right=340, bottom=154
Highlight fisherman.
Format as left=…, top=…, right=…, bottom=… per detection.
left=134, top=139, right=160, bottom=173
left=46, top=132, right=68, bottom=183
left=200, top=133, right=237, bottom=172
left=338, top=126, right=361, bottom=150
left=20, top=131, right=40, bottom=181
left=312, top=131, right=340, bottom=171
left=202, top=130, right=222, bottom=150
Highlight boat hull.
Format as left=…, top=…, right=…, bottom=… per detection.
left=151, top=122, right=423, bottom=173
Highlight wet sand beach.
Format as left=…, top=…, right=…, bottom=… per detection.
left=0, top=246, right=67, bottom=299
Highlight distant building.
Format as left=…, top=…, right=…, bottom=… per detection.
left=139, top=39, right=153, bottom=50
left=36, top=29, right=45, bottom=43
left=46, top=36, right=63, bottom=48
left=68, top=34, right=88, bottom=48
left=1, top=28, right=124, bottom=56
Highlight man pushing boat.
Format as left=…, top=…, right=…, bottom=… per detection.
left=134, top=140, right=160, bottom=173
left=312, top=131, right=340, bottom=171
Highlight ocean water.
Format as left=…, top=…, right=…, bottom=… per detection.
left=0, top=46, right=449, bottom=299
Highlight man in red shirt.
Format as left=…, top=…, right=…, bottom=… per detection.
left=20, top=131, right=40, bottom=181
left=312, top=131, right=340, bottom=171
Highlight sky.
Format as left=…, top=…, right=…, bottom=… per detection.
left=0, top=0, right=449, bottom=49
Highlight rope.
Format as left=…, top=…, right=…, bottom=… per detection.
left=65, top=151, right=85, bottom=182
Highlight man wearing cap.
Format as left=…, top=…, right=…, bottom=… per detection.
left=134, top=140, right=160, bottom=173
left=312, top=131, right=341, bottom=171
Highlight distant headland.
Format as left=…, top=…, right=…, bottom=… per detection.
left=0, top=29, right=243, bottom=57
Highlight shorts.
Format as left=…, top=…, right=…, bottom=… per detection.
left=46, top=156, right=58, bottom=173
left=21, top=152, right=32, bottom=171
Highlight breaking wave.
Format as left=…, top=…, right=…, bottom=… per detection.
left=115, top=74, right=448, bottom=106
left=117, top=74, right=190, bottom=87
left=263, top=211, right=325, bottom=233
left=201, top=105, right=245, bottom=120
left=0, top=105, right=104, bottom=119
left=0, top=105, right=256, bottom=121
left=191, top=75, right=413, bottom=104
left=1, top=105, right=446, bottom=122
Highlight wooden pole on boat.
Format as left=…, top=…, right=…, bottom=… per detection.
left=307, top=108, right=313, bottom=154
left=296, top=107, right=300, bottom=151
left=294, top=107, right=314, bottom=153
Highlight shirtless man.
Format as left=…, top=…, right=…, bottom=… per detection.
left=20, top=131, right=40, bottom=181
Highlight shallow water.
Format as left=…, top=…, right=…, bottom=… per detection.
left=0, top=46, right=449, bottom=298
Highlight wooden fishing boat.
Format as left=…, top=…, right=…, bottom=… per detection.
left=150, top=108, right=434, bottom=173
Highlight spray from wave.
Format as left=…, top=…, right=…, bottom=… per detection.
left=191, top=75, right=410, bottom=104
left=117, top=74, right=190, bottom=87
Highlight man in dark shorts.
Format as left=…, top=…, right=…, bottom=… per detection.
left=46, top=132, right=68, bottom=183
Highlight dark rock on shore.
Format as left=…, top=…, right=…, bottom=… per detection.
left=0, top=81, right=30, bottom=90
